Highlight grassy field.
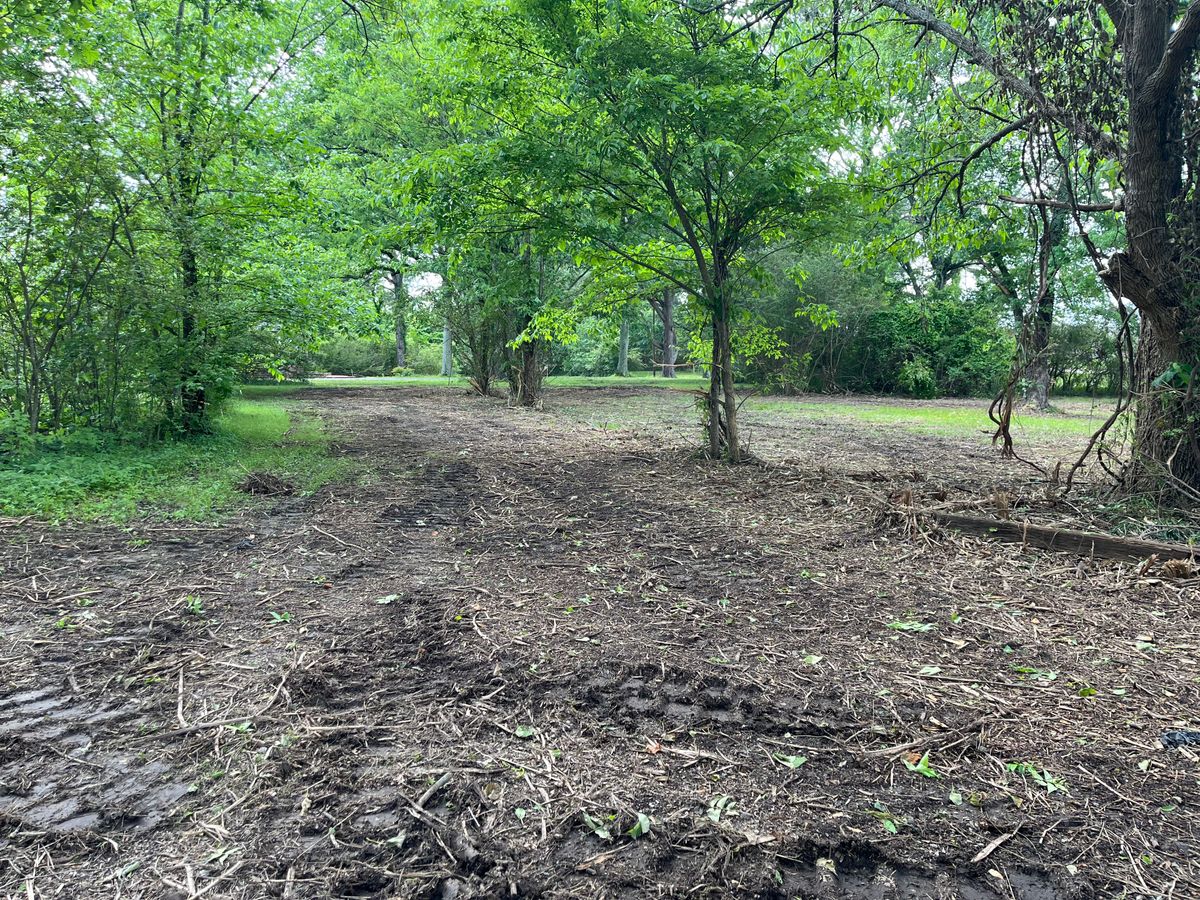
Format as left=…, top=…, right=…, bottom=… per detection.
left=744, top=395, right=1115, bottom=441
left=0, top=400, right=348, bottom=523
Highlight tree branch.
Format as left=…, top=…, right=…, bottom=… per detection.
left=998, top=194, right=1123, bottom=212
left=873, top=0, right=1121, bottom=158
left=1143, top=1, right=1200, bottom=103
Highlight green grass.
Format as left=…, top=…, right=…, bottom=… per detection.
left=0, top=399, right=349, bottom=523
left=744, top=397, right=1114, bottom=442
left=241, top=371, right=710, bottom=397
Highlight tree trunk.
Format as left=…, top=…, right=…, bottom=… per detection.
left=393, top=272, right=407, bottom=370
left=441, top=319, right=453, bottom=376
left=1024, top=287, right=1054, bottom=410
left=1125, top=322, right=1200, bottom=497
left=661, top=288, right=677, bottom=378
left=515, top=340, right=543, bottom=407
left=179, top=241, right=206, bottom=435
left=1100, top=2, right=1200, bottom=497
left=715, top=307, right=739, bottom=462
left=617, top=313, right=629, bottom=376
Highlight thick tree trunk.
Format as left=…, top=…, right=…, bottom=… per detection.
left=1125, top=322, right=1200, bottom=497
left=617, top=313, right=630, bottom=376
left=440, top=320, right=453, bottom=376
left=1105, top=3, right=1199, bottom=497
left=393, top=272, right=407, bottom=370
left=1024, top=288, right=1054, bottom=410
left=661, top=288, right=677, bottom=378
left=515, top=340, right=543, bottom=407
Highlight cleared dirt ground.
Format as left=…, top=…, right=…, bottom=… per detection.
left=1, top=386, right=1197, bottom=899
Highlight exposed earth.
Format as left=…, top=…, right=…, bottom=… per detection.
left=1, top=386, right=1197, bottom=899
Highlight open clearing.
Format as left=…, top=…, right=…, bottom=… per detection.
left=1, top=385, right=1197, bottom=899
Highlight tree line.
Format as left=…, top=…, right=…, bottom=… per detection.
left=2, top=0, right=1197, bottom=500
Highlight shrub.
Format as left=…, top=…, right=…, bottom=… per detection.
left=897, top=357, right=937, bottom=398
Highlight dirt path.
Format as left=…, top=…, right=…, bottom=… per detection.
left=1, top=388, right=1197, bottom=899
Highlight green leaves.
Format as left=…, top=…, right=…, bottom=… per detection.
left=902, top=752, right=939, bottom=779
left=1006, top=762, right=1069, bottom=795
left=774, top=753, right=809, bottom=770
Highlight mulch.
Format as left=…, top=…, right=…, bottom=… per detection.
left=0, top=386, right=1196, bottom=899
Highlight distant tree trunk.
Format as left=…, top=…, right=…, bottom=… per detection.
left=441, top=319, right=453, bottom=376
left=392, top=272, right=407, bottom=370
left=617, top=312, right=630, bottom=376
left=179, top=240, right=206, bottom=435
left=661, top=288, right=677, bottom=378
left=1024, top=287, right=1054, bottom=410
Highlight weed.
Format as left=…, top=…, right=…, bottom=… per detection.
left=1007, top=762, right=1069, bottom=794
left=888, top=619, right=936, bottom=633
left=903, top=751, right=939, bottom=779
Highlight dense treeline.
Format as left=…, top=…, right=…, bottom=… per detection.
left=3, top=1, right=1197, bottom=497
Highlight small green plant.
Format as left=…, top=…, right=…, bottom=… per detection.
left=774, top=753, right=808, bottom=770
left=626, top=812, right=652, bottom=839
left=887, top=619, right=936, bottom=633
left=581, top=811, right=613, bottom=840
left=1007, top=762, right=1068, bottom=795
left=903, top=752, right=939, bottom=779
left=706, top=795, right=735, bottom=823
left=183, top=595, right=204, bottom=616
left=269, top=610, right=293, bottom=624
left=868, top=801, right=902, bottom=834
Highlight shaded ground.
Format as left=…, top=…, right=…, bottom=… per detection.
left=1, top=386, right=1198, bottom=899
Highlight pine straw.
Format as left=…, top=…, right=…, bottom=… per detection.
left=0, top=386, right=1196, bottom=899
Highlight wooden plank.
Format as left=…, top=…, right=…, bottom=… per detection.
left=928, top=511, right=1197, bottom=562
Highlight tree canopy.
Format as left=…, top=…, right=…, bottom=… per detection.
left=3, top=0, right=1197, bottom=499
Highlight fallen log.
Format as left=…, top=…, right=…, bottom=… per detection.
left=928, top=511, right=1198, bottom=563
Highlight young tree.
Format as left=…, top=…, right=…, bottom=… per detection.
left=440, top=0, right=849, bottom=459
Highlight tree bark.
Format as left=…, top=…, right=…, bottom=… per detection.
left=441, top=319, right=453, bottom=376
left=179, top=241, right=206, bottom=435
left=515, top=339, right=543, bottom=406
left=617, top=312, right=630, bottom=376
left=661, top=288, right=677, bottom=378
left=1024, top=286, right=1054, bottom=410
left=393, top=272, right=407, bottom=370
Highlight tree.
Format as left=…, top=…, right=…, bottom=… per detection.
left=436, top=0, right=849, bottom=459
left=854, top=0, right=1200, bottom=497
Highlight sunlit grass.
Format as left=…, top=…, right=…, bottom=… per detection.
left=743, top=397, right=1115, bottom=441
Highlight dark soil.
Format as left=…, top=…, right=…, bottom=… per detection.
left=1, top=386, right=1197, bottom=899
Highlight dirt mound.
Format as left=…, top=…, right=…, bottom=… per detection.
left=236, top=471, right=295, bottom=495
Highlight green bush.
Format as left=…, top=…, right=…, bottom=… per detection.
left=312, top=336, right=392, bottom=376
left=897, top=357, right=937, bottom=398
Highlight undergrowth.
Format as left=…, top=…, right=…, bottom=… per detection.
left=0, top=400, right=348, bottom=523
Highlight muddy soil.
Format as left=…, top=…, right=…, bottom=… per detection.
left=1, top=387, right=1197, bottom=899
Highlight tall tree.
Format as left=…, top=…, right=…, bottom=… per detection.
left=853, top=0, right=1200, bottom=496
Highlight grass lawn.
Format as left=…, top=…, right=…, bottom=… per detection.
left=0, top=399, right=348, bottom=523
left=745, top=396, right=1117, bottom=442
